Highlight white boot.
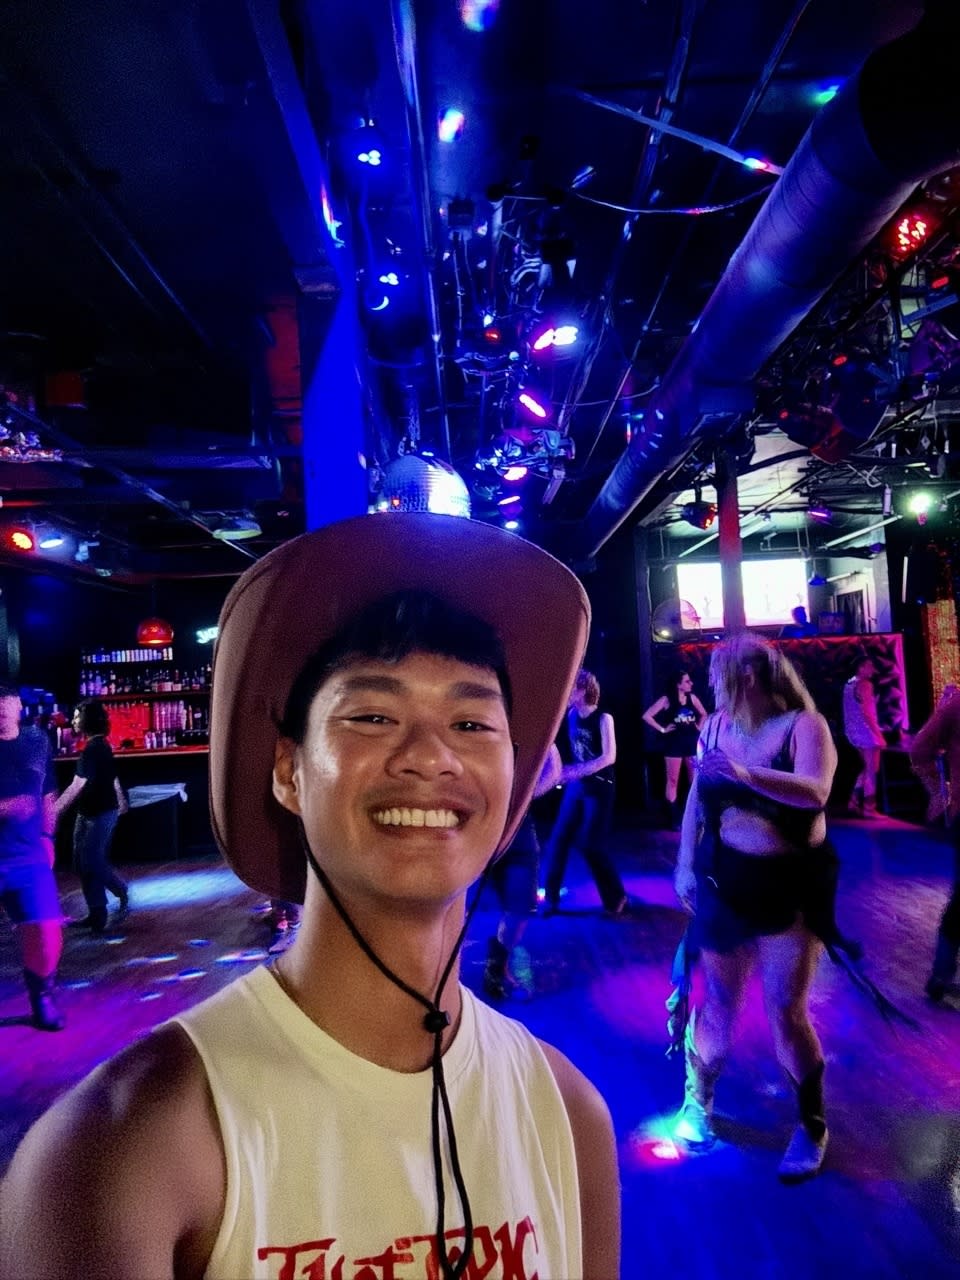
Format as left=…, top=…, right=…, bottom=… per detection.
left=672, top=1011, right=722, bottom=1151
left=778, top=1062, right=828, bottom=1182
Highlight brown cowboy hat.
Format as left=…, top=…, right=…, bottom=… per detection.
left=209, top=512, right=590, bottom=901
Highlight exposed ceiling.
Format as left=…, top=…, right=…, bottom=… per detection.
left=2, top=0, right=959, bottom=585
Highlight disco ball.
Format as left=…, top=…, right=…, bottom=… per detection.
left=375, top=454, right=471, bottom=518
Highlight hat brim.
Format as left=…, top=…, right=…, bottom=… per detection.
left=209, top=513, right=590, bottom=902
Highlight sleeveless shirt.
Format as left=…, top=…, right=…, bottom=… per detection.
left=173, top=966, right=582, bottom=1280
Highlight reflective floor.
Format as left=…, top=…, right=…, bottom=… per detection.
left=1, top=811, right=958, bottom=1278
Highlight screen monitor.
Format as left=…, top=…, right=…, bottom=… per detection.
left=676, top=559, right=809, bottom=629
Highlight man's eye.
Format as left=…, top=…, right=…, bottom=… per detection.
left=455, top=719, right=494, bottom=732
left=346, top=714, right=392, bottom=725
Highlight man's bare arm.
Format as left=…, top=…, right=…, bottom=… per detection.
left=539, top=1040, right=621, bottom=1280
left=0, top=1025, right=224, bottom=1280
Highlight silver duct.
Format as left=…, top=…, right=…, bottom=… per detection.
left=574, top=1, right=960, bottom=561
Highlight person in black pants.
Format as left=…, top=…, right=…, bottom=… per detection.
left=54, top=699, right=129, bottom=933
left=542, top=669, right=628, bottom=915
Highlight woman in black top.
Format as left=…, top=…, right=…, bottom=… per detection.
left=672, top=634, right=837, bottom=1182
left=642, top=670, right=707, bottom=828
left=54, top=699, right=129, bottom=934
left=542, top=669, right=627, bottom=915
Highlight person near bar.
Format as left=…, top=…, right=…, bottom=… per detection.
left=0, top=681, right=64, bottom=1032
left=542, top=668, right=629, bottom=916
left=54, top=698, right=129, bottom=933
left=0, top=513, right=620, bottom=1280
left=842, top=654, right=886, bottom=817
left=909, top=683, right=960, bottom=1003
left=642, top=669, right=707, bottom=829
left=672, top=633, right=838, bottom=1182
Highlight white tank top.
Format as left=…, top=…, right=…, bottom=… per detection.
left=173, top=965, right=583, bottom=1280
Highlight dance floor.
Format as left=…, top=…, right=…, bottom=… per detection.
left=1, top=812, right=958, bottom=1279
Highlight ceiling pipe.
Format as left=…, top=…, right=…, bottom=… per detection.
left=389, top=0, right=452, bottom=462
left=573, top=1, right=960, bottom=562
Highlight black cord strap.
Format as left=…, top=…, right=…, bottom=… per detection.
left=299, top=830, right=495, bottom=1280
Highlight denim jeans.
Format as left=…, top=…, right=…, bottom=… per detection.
left=73, top=811, right=126, bottom=927
left=542, top=780, right=624, bottom=911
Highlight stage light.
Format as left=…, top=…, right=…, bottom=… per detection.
left=38, top=534, right=65, bottom=549
left=438, top=108, right=465, bottom=142
left=7, top=527, right=35, bottom=552
left=460, top=0, right=500, bottom=33
left=807, top=505, right=832, bottom=523
left=812, top=83, right=840, bottom=106
left=680, top=497, right=717, bottom=530
left=908, top=491, right=932, bottom=524
left=888, top=207, right=939, bottom=260
left=531, top=324, right=579, bottom=352
left=502, top=465, right=528, bottom=481
left=503, top=519, right=520, bottom=531
left=498, top=494, right=521, bottom=506
left=518, top=390, right=550, bottom=420
left=742, top=156, right=775, bottom=172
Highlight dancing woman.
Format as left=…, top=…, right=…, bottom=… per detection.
left=842, top=655, right=886, bottom=816
left=673, top=633, right=839, bottom=1182
left=643, top=670, right=707, bottom=828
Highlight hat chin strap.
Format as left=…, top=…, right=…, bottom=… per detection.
left=297, top=824, right=495, bottom=1280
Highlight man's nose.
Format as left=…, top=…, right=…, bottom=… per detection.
left=387, top=722, right=464, bottom=777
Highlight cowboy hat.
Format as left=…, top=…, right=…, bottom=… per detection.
left=209, top=512, right=590, bottom=901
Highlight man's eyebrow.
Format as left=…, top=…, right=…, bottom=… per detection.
left=449, top=681, right=505, bottom=703
left=338, top=674, right=503, bottom=702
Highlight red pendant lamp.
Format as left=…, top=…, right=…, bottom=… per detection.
left=136, top=617, right=175, bottom=647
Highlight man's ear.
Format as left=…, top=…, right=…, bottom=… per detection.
left=272, top=737, right=302, bottom=816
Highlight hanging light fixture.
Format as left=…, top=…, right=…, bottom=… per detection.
left=136, top=617, right=175, bottom=647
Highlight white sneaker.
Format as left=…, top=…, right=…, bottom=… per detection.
left=778, top=1124, right=828, bottom=1182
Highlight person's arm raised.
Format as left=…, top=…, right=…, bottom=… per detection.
left=0, top=1025, right=224, bottom=1280
left=538, top=1041, right=621, bottom=1280
left=699, top=710, right=836, bottom=810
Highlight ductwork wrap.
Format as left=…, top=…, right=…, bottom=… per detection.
left=575, top=1, right=960, bottom=560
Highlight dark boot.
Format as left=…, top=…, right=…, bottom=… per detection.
left=779, top=1061, right=828, bottom=1182
left=24, top=969, right=65, bottom=1032
left=925, top=933, right=959, bottom=1000
left=483, top=937, right=510, bottom=1001
left=672, top=1012, right=723, bottom=1150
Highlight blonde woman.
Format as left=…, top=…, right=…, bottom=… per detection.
left=673, top=634, right=838, bottom=1181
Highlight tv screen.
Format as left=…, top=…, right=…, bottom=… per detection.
left=676, top=560, right=809, bottom=629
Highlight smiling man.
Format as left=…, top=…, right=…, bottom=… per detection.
left=0, top=513, right=620, bottom=1280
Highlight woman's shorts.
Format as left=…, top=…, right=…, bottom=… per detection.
left=0, top=859, right=62, bottom=924
left=691, top=837, right=839, bottom=954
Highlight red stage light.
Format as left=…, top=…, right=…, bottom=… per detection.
left=889, top=208, right=939, bottom=260
left=7, top=528, right=36, bottom=552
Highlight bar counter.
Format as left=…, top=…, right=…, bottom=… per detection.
left=53, top=747, right=216, bottom=867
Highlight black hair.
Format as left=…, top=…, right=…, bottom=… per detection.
left=0, top=681, right=20, bottom=700
left=76, top=698, right=110, bottom=736
left=281, top=589, right=512, bottom=744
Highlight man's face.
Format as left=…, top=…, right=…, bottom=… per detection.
left=0, top=695, right=22, bottom=738
left=273, top=651, right=515, bottom=910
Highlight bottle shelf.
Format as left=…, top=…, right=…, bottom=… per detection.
left=96, top=691, right=210, bottom=702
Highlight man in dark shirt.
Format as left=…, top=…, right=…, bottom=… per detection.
left=0, top=681, right=64, bottom=1030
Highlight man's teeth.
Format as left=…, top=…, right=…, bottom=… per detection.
left=374, top=807, right=460, bottom=828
